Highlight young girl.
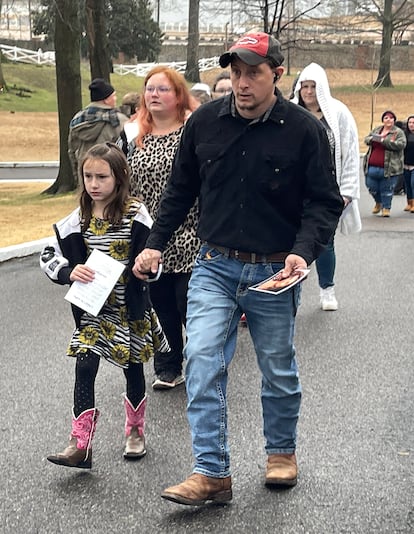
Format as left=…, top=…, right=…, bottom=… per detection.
left=40, top=142, right=169, bottom=469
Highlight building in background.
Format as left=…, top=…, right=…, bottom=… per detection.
left=0, top=0, right=41, bottom=40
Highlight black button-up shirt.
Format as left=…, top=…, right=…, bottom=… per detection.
left=147, top=89, right=343, bottom=266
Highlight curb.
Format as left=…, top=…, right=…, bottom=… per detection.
left=0, top=237, right=51, bottom=263
left=0, top=162, right=59, bottom=181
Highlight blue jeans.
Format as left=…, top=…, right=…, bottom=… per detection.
left=184, top=244, right=302, bottom=478
left=316, top=234, right=335, bottom=289
left=366, top=166, right=398, bottom=209
left=403, top=168, right=414, bottom=200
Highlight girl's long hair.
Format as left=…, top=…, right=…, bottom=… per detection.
left=79, top=142, right=130, bottom=231
left=136, top=66, right=194, bottom=148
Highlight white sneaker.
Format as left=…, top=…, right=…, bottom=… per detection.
left=320, top=287, right=338, bottom=311
left=152, top=373, right=185, bottom=390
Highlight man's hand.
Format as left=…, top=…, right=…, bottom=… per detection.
left=279, top=254, right=307, bottom=279
left=133, top=248, right=162, bottom=280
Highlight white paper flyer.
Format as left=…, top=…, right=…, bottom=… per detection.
left=65, top=248, right=125, bottom=316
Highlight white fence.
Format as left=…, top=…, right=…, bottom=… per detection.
left=113, top=56, right=220, bottom=76
left=0, top=44, right=55, bottom=65
left=0, top=44, right=220, bottom=75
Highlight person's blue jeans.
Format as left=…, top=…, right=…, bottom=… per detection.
left=184, top=244, right=302, bottom=478
left=316, top=234, right=335, bottom=289
left=366, top=165, right=398, bottom=209
left=403, top=168, right=414, bottom=200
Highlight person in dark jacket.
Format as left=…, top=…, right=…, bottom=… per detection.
left=402, top=115, right=414, bottom=212
left=68, top=79, right=127, bottom=183
left=134, top=32, right=343, bottom=506
left=40, top=143, right=169, bottom=469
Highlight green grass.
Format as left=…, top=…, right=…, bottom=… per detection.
left=0, top=62, right=145, bottom=112
left=334, top=84, right=414, bottom=93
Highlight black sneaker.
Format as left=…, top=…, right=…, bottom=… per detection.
left=152, top=372, right=185, bottom=390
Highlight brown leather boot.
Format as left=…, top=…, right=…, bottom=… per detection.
left=265, top=453, right=298, bottom=487
left=403, top=199, right=413, bottom=211
left=372, top=203, right=382, bottom=214
left=161, top=473, right=232, bottom=506
left=382, top=208, right=390, bottom=217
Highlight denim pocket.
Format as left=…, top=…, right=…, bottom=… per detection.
left=196, top=244, right=224, bottom=264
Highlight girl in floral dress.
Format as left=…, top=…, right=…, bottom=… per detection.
left=40, top=142, right=169, bottom=469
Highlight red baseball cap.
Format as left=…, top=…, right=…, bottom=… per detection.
left=219, top=32, right=284, bottom=68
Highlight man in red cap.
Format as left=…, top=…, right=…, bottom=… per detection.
left=134, top=31, right=343, bottom=505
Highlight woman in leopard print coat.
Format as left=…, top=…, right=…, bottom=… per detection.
left=128, top=66, right=200, bottom=390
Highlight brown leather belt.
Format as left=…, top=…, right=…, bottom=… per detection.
left=206, top=243, right=288, bottom=264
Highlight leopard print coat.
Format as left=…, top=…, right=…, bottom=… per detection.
left=128, top=126, right=200, bottom=273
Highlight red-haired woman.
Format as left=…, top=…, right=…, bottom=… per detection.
left=128, top=67, right=200, bottom=390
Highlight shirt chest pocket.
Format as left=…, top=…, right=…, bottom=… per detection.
left=259, top=152, right=297, bottom=196
left=196, top=143, right=228, bottom=189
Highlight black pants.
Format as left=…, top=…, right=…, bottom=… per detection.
left=149, top=271, right=191, bottom=376
left=73, top=351, right=145, bottom=417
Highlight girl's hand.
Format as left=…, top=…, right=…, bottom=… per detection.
left=70, top=264, right=95, bottom=283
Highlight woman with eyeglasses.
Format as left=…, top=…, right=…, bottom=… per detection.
left=128, top=66, right=199, bottom=391
left=212, top=71, right=232, bottom=98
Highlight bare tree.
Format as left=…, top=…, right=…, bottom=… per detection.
left=235, top=0, right=322, bottom=38
left=85, top=0, right=111, bottom=81
left=351, top=0, right=414, bottom=87
left=185, top=0, right=200, bottom=82
left=44, top=0, right=82, bottom=195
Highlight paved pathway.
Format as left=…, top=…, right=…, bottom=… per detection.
left=0, top=183, right=413, bottom=533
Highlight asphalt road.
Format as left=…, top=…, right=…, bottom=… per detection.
left=1, top=185, right=413, bottom=534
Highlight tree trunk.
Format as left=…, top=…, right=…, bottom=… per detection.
left=0, top=0, right=6, bottom=91
left=43, top=0, right=82, bottom=195
left=185, top=0, right=200, bottom=83
left=375, top=0, right=393, bottom=88
left=85, top=0, right=111, bottom=81
left=0, top=51, right=6, bottom=92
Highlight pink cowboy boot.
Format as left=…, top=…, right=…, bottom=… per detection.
left=123, top=395, right=147, bottom=459
left=47, top=407, right=99, bottom=469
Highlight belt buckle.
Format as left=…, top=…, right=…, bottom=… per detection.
left=234, top=249, right=239, bottom=259
left=251, top=252, right=256, bottom=264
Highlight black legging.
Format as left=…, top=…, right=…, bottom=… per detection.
left=73, top=351, right=145, bottom=417
left=149, top=272, right=190, bottom=375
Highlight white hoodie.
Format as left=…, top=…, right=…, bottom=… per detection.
left=291, top=62, right=361, bottom=234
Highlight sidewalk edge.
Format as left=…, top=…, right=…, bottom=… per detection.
left=0, top=237, right=51, bottom=263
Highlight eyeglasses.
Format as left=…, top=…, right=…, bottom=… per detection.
left=145, top=85, right=172, bottom=94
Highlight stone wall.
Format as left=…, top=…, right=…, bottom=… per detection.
left=159, top=41, right=414, bottom=71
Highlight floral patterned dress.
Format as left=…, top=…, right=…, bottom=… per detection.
left=67, top=201, right=170, bottom=368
